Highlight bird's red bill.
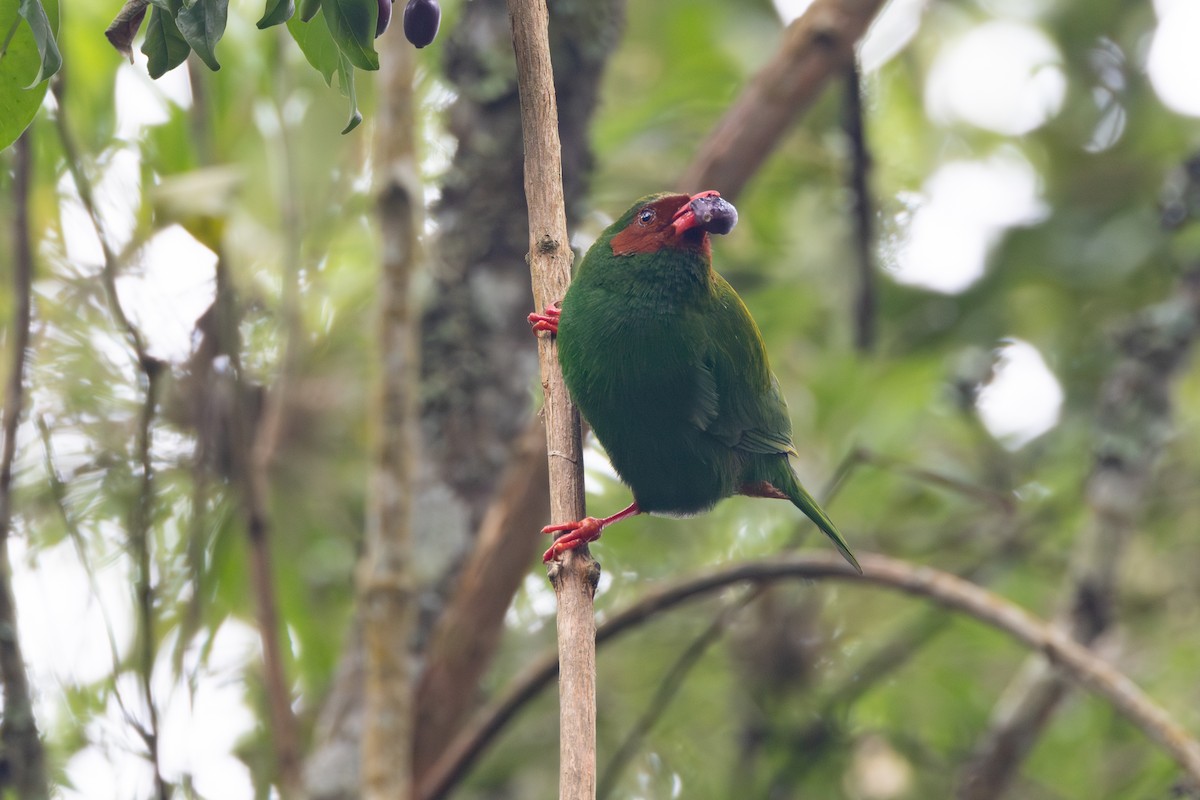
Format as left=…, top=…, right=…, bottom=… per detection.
left=670, top=190, right=722, bottom=235
left=671, top=190, right=739, bottom=237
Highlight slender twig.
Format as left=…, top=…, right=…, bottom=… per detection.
left=0, top=130, right=51, bottom=800
left=419, top=552, right=1200, bottom=798
left=358, top=36, right=421, bottom=800
left=243, top=491, right=301, bottom=796
left=53, top=95, right=175, bottom=795
left=505, top=2, right=594, bottom=800
left=855, top=448, right=1017, bottom=514
left=132, top=362, right=169, bottom=800
left=52, top=90, right=152, bottom=369
left=207, top=255, right=302, bottom=797
left=36, top=414, right=155, bottom=743
left=179, top=60, right=303, bottom=794
left=176, top=455, right=210, bottom=679
left=791, top=444, right=1018, bottom=559
left=250, top=110, right=308, bottom=800
left=842, top=61, right=876, bottom=353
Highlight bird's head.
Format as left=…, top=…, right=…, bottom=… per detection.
left=608, top=191, right=739, bottom=258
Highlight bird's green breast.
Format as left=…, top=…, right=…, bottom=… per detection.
left=558, top=248, right=750, bottom=514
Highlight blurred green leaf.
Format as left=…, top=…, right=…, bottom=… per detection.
left=287, top=7, right=337, bottom=85
left=175, top=0, right=227, bottom=71
left=16, top=0, right=60, bottom=84
left=256, top=0, right=293, bottom=29
left=0, top=9, right=41, bottom=148
left=0, top=0, right=58, bottom=150
left=337, top=51, right=360, bottom=133
left=321, top=0, right=377, bottom=71
left=141, top=0, right=189, bottom=78
left=286, top=4, right=362, bottom=131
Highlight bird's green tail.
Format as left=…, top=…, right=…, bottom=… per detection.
left=783, top=473, right=862, bottom=574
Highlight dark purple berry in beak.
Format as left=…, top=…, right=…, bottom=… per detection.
left=690, top=194, right=738, bottom=235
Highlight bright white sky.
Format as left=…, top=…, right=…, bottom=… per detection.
left=18, top=3, right=1200, bottom=796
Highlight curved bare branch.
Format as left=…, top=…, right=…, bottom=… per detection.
left=420, top=552, right=1200, bottom=799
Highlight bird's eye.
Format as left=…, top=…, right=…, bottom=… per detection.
left=637, top=208, right=656, bottom=226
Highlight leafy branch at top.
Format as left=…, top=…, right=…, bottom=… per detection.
left=2, top=0, right=441, bottom=149
left=100, top=0, right=377, bottom=132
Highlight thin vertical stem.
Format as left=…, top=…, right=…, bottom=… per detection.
left=53, top=95, right=174, bottom=795
left=0, top=129, right=50, bottom=800
left=359, top=34, right=420, bottom=800
left=506, top=1, right=596, bottom=799
left=132, top=364, right=168, bottom=800
left=842, top=62, right=876, bottom=353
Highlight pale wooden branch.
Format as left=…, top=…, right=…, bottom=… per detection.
left=505, top=2, right=595, bottom=800
left=420, top=552, right=1200, bottom=797
left=358, top=39, right=421, bottom=800
left=0, top=131, right=50, bottom=800
left=400, top=0, right=621, bottom=783
left=679, top=0, right=890, bottom=201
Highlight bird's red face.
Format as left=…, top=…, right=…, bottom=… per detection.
left=611, top=191, right=738, bottom=257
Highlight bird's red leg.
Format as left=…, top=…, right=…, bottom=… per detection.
left=527, top=301, right=561, bottom=334
left=541, top=501, right=641, bottom=562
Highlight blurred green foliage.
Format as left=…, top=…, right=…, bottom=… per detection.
left=0, top=0, right=60, bottom=149
left=1, top=0, right=1199, bottom=797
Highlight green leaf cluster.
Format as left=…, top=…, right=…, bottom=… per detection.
left=0, top=0, right=60, bottom=149
left=108, top=0, right=378, bottom=132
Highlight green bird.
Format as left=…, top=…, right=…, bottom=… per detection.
left=529, top=190, right=860, bottom=572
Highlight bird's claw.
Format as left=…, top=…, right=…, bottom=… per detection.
left=541, top=516, right=603, bottom=562
left=528, top=301, right=561, bottom=335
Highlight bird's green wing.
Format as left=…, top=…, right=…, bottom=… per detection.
left=688, top=276, right=797, bottom=456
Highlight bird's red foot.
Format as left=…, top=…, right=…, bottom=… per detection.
left=540, top=501, right=641, bottom=562
left=541, top=516, right=604, bottom=562
left=528, top=301, right=561, bottom=335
